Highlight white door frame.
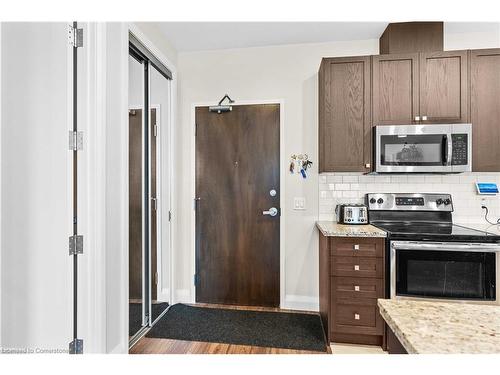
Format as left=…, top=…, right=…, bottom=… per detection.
left=191, top=99, right=285, bottom=308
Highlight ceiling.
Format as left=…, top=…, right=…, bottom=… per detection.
left=156, top=22, right=500, bottom=52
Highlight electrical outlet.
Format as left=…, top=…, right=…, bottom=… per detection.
left=294, top=197, right=306, bottom=210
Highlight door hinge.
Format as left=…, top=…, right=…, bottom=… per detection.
left=194, top=197, right=201, bottom=210
left=68, top=25, right=83, bottom=48
left=153, top=124, right=158, bottom=137
left=195, top=123, right=198, bottom=137
left=68, top=131, right=83, bottom=151
left=154, top=272, right=158, bottom=285
left=193, top=274, right=199, bottom=286
left=168, top=210, right=172, bottom=222
left=69, top=235, right=83, bottom=255
left=69, top=338, right=83, bottom=354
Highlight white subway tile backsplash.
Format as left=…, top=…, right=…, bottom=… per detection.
left=343, top=175, right=358, bottom=183
left=425, top=176, right=442, bottom=184
left=318, top=172, right=500, bottom=223
left=335, top=183, right=350, bottom=191
left=327, top=175, right=343, bottom=183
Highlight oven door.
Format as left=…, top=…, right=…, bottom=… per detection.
left=391, top=241, right=498, bottom=301
left=375, top=125, right=452, bottom=173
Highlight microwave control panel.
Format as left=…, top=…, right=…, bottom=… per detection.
left=451, top=134, right=468, bottom=165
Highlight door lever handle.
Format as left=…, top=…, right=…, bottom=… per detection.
left=263, top=207, right=278, bottom=217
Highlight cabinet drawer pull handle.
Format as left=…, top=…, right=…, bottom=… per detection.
left=354, top=265, right=360, bottom=271
left=353, top=244, right=360, bottom=250
left=354, top=285, right=360, bottom=291
left=354, top=314, right=360, bottom=320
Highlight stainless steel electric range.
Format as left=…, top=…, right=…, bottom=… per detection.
left=366, top=193, right=500, bottom=305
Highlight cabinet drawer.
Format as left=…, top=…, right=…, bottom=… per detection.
left=331, top=300, right=384, bottom=336
left=331, top=256, right=383, bottom=278
left=331, top=237, right=384, bottom=258
left=332, top=276, right=384, bottom=300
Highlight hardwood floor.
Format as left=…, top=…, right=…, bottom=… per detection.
left=129, top=303, right=331, bottom=354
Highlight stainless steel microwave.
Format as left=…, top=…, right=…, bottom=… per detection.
left=374, top=124, right=472, bottom=173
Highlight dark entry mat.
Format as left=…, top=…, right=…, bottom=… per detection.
left=129, top=302, right=169, bottom=337
left=146, top=304, right=327, bottom=352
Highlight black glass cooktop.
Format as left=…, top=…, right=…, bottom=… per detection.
left=371, top=222, right=500, bottom=241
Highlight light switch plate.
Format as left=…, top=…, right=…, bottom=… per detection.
left=293, top=197, right=306, bottom=210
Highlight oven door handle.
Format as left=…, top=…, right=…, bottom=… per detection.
left=391, top=241, right=500, bottom=253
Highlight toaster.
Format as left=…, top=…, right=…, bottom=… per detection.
left=335, top=204, right=369, bottom=225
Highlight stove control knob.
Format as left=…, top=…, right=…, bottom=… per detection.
left=436, top=199, right=443, bottom=205
left=377, top=198, right=384, bottom=204
left=443, top=198, right=451, bottom=206
left=369, top=198, right=376, bottom=204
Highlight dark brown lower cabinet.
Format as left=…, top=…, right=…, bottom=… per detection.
left=319, top=234, right=386, bottom=348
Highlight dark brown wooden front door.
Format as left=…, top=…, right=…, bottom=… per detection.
left=195, top=104, right=280, bottom=307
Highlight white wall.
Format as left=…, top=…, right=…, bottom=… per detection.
left=175, top=24, right=500, bottom=311
left=444, top=23, right=500, bottom=50
left=176, top=39, right=380, bottom=310
left=1, top=23, right=72, bottom=350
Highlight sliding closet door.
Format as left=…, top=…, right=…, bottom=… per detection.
left=128, top=52, right=147, bottom=339
left=1, top=23, right=72, bottom=349
left=149, top=65, right=171, bottom=323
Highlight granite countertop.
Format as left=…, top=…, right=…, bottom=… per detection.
left=378, top=299, right=500, bottom=354
left=316, top=221, right=387, bottom=238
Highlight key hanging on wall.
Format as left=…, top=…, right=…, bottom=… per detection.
left=289, top=154, right=313, bottom=179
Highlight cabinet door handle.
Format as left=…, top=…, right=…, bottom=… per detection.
left=422, top=115, right=428, bottom=121
left=354, top=285, right=360, bottom=291
left=354, top=314, right=360, bottom=320
left=353, top=244, right=360, bottom=250
left=354, top=265, right=360, bottom=271
left=415, top=116, right=421, bottom=121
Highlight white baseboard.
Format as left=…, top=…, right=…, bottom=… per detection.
left=109, top=343, right=128, bottom=354
left=157, top=288, right=170, bottom=303
left=282, top=295, right=319, bottom=312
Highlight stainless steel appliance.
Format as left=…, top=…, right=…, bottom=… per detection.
left=374, top=124, right=472, bottom=173
left=335, top=204, right=368, bottom=225
left=367, top=193, right=500, bottom=305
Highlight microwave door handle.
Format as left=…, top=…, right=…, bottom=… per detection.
left=442, top=135, right=449, bottom=165
left=447, top=134, right=453, bottom=166
left=442, top=134, right=452, bottom=165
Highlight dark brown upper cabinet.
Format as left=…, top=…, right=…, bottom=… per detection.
left=379, top=22, right=444, bottom=54
left=419, top=50, right=469, bottom=124
left=372, top=53, right=419, bottom=125
left=470, top=48, right=500, bottom=172
left=373, top=51, right=469, bottom=126
left=319, top=56, right=371, bottom=173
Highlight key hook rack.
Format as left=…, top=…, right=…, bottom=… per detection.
left=289, top=154, right=313, bottom=179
